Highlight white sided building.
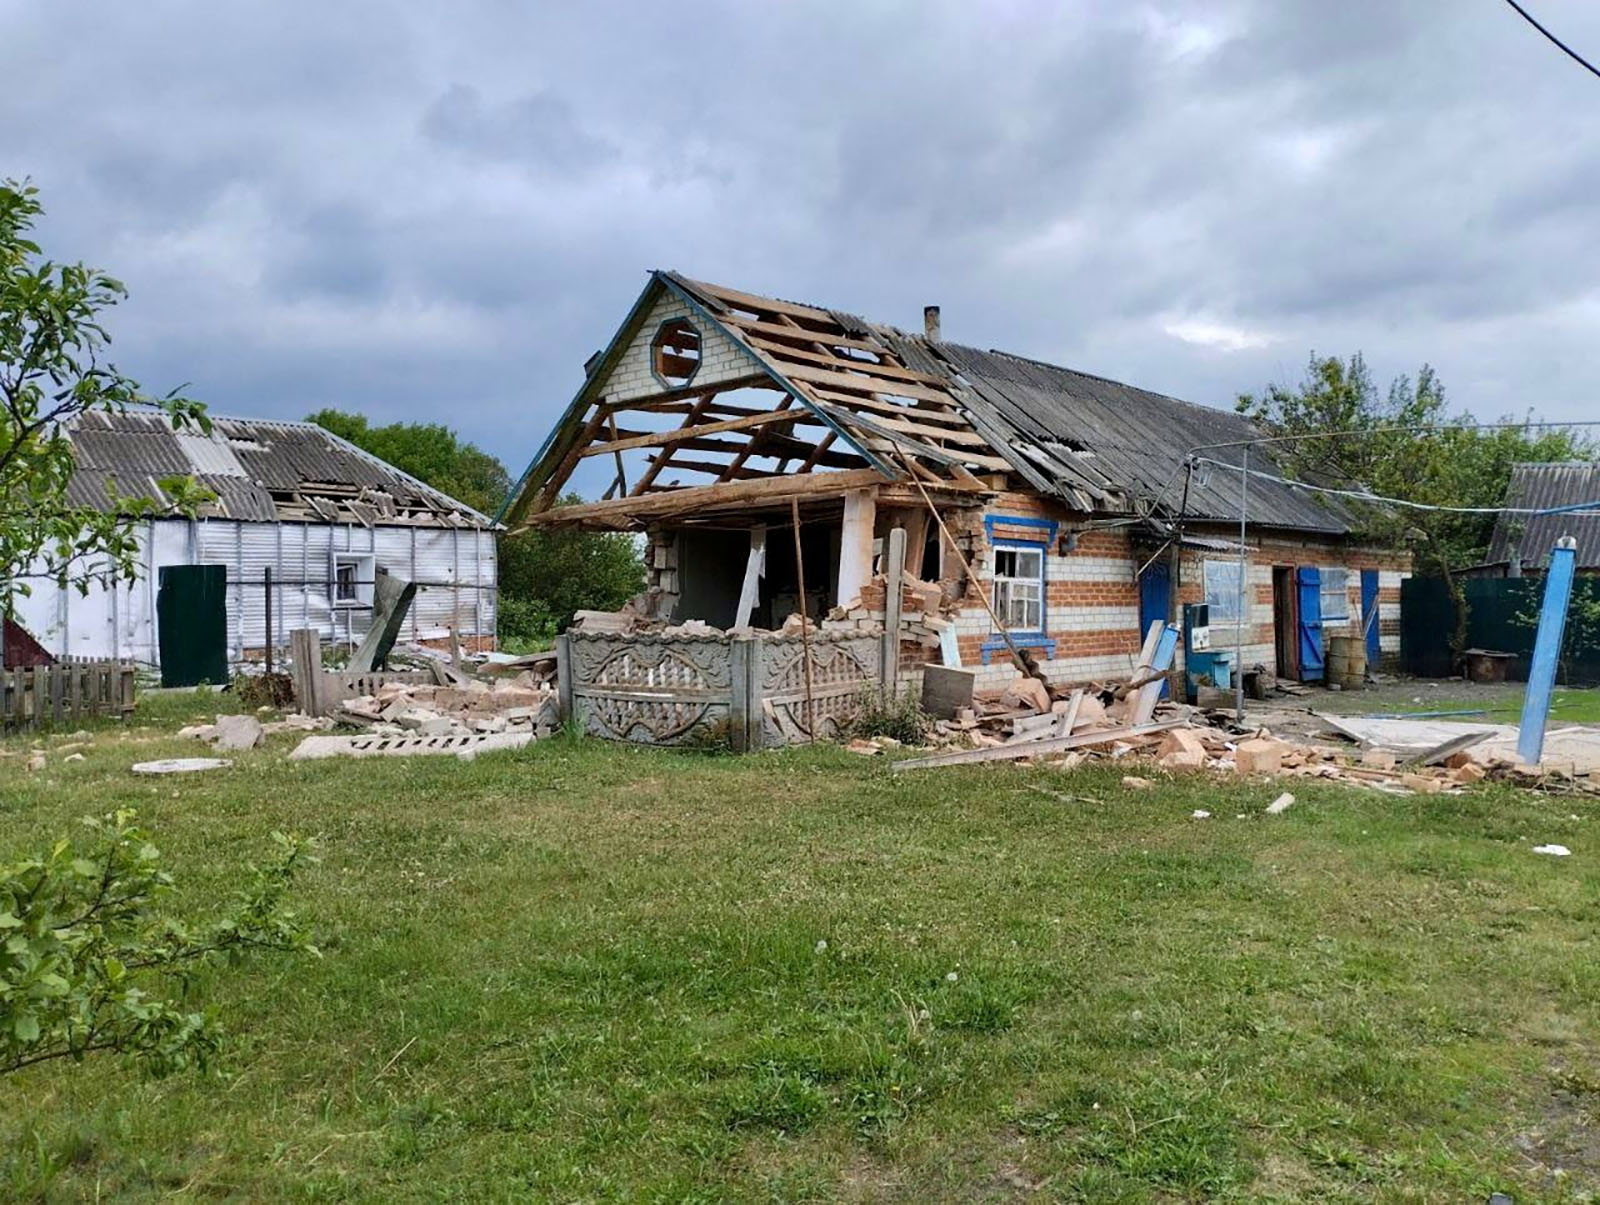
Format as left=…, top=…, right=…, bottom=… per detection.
left=11, top=412, right=498, bottom=681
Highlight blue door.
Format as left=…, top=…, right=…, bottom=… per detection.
left=1139, top=560, right=1171, bottom=698
left=1297, top=566, right=1325, bottom=681
left=1361, top=569, right=1381, bottom=666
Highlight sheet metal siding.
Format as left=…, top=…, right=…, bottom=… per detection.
left=14, top=519, right=496, bottom=665
left=1487, top=462, right=1600, bottom=569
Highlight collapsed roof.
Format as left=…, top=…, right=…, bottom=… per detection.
left=66, top=411, right=495, bottom=528
left=503, top=271, right=1349, bottom=534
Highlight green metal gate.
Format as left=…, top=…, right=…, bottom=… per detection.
left=157, top=564, right=229, bottom=687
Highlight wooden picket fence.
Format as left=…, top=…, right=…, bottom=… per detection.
left=1, top=658, right=137, bottom=731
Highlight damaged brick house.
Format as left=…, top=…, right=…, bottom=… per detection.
left=502, top=272, right=1408, bottom=741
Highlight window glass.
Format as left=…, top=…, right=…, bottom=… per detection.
left=1320, top=567, right=1350, bottom=622
left=992, top=544, right=1045, bottom=631
left=1203, top=559, right=1243, bottom=623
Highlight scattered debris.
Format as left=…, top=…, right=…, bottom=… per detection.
left=1533, top=844, right=1572, bottom=857
left=1192, top=809, right=1211, bottom=819
left=287, top=732, right=533, bottom=761
left=211, top=714, right=265, bottom=752
left=1121, top=776, right=1153, bottom=791
left=1265, top=792, right=1295, bottom=815
left=132, top=758, right=232, bottom=775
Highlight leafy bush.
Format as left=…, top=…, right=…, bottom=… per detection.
left=496, top=595, right=559, bottom=654
left=231, top=671, right=293, bottom=711
left=1, top=810, right=316, bottom=1077
left=847, top=689, right=931, bottom=745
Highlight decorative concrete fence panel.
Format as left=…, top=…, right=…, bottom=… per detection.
left=557, top=630, right=880, bottom=751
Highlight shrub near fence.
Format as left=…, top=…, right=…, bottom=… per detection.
left=1, top=658, right=137, bottom=731
left=1401, top=575, right=1600, bottom=684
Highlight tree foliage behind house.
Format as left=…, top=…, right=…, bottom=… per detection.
left=1, top=180, right=209, bottom=611
left=1237, top=353, right=1591, bottom=650
left=306, top=411, right=643, bottom=643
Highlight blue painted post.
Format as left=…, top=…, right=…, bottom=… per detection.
left=1517, top=536, right=1578, bottom=766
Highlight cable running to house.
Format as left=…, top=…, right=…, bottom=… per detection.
left=1187, top=455, right=1600, bottom=517
left=1501, top=0, right=1600, bottom=81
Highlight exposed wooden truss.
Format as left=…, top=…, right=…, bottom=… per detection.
left=505, top=272, right=1021, bottom=530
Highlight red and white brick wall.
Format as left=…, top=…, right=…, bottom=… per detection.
left=934, top=493, right=1410, bottom=690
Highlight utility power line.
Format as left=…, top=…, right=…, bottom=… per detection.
left=1502, top=0, right=1600, bottom=81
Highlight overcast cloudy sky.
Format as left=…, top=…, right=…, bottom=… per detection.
left=5, top=1, right=1598, bottom=490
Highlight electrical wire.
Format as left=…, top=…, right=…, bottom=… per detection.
left=1188, top=454, right=1600, bottom=517
left=1502, top=0, right=1600, bottom=81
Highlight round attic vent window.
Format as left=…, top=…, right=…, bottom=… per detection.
left=651, top=318, right=701, bottom=388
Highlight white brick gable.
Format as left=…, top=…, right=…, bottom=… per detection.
left=602, top=292, right=766, bottom=403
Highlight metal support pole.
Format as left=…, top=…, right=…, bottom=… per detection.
left=1517, top=536, right=1577, bottom=766
left=1234, top=446, right=1249, bottom=721
left=264, top=566, right=274, bottom=674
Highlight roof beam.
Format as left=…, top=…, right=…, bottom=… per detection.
left=579, top=408, right=797, bottom=458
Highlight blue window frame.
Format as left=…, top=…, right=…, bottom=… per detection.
left=978, top=515, right=1057, bottom=664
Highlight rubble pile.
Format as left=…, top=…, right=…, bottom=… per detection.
left=334, top=674, right=559, bottom=739
left=879, top=656, right=1600, bottom=794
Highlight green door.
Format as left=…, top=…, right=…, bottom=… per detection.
left=157, top=564, right=229, bottom=687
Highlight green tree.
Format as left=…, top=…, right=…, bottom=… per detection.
left=498, top=495, right=645, bottom=642
left=1, top=810, right=315, bottom=1077
left=1237, top=354, right=1590, bottom=654
left=2, top=181, right=210, bottom=611
left=305, top=409, right=510, bottom=518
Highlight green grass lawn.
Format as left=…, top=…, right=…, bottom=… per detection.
left=4, top=694, right=1600, bottom=1200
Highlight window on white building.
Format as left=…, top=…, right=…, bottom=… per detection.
left=992, top=544, right=1045, bottom=631
left=1320, top=567, right=1351, bottom=623
left=333, top=554, right=375, bottom=607
left=1203, top=559, right=1243, bottom=624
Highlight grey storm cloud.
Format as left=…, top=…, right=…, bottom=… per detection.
left=3, top=0, right=1599, bottom=487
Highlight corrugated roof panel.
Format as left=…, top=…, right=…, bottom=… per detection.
left=60, top=411, right=494, bottom=527
left=1487, top=462, right=1600, bottom=569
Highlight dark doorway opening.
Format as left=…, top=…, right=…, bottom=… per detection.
left=1272, top=565, right=1299, bottom=680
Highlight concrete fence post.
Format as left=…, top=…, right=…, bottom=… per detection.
left=729, top=635, right=757, bottom=752
left=555, top=634, right=574, bottom=728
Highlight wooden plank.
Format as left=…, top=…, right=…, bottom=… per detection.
left=1056, top=689, right=1084, bottom=737
left=34, top=666, right=46, bottom=727
left=735, top=527, right=766, bottom=628
left=1129, top=624, right=1180, bottom=726
left=721, top=313, right=887, bottom=355
left=809, top=397, right=991, bottom=446
left=519, top=467, right=892, bottom=528
left=891, top=720, right=1186, bottom=773
left=684, top=278, right=838, bottom=323
left=777, top=361, right=957, bottom=405
left=741, top=336, right=946, bottom=385
left=1405, top=730, right=1492, bottom=769
left=815, top=404, right=1013, bottom=471
left=579, top=409, right=797, bottom=457
left=803, top=387, right=969, bottom=426
left=603, top=376, right=775, bottom=413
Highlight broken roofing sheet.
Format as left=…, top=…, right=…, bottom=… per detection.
left=1319, top=713, right=1600, bottom=775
